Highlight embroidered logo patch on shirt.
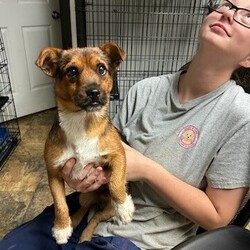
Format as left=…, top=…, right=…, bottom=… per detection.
left=178, top=125, right=199, bottom=148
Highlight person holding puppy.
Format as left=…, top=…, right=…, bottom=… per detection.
left=62, top=0, right=250, bottom=249
left=1, top=0, right=249, bottom=249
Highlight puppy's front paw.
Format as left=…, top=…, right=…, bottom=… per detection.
left=112, top=194, right=135, bottom=224
left=52, top=224, right=73, bottom=244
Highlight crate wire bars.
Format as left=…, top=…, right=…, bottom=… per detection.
left=73, top=0, right=209, bottom=116
left=0, top=29, right=21, bottom=168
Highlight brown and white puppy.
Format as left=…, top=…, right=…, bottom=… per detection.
left=35, top=43, right=135, bottom=244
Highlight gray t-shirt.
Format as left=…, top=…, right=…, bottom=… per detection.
left=94, top=72, right=250, bottom=249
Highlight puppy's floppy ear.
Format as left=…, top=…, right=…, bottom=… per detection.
left=99, top=42, right=126, bottom=72
left=35, top=47, right=62, bottom=77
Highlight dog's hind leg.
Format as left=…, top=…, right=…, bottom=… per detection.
left=79, top=201, right=115, bottom=242
left=71, top=206, right=89, bottom=228
left=70, top=192, right=97, bottom=228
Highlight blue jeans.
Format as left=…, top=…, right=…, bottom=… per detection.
left=0, top=192, right=140, bottom=250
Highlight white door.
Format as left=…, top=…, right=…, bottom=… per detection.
left=0, top=0, right=62, bottom=117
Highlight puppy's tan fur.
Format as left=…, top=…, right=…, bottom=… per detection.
left=36, top=43, right=134, bottom=244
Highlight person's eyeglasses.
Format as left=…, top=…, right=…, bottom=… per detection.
left=208, top=0, right=250, bottom=29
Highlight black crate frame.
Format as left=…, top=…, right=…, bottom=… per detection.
left=0, top=29, right=21, bottom=168
left=60, top=0, right=209, bottom=117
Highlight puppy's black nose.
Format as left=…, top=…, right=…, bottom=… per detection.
left=86, top=88, right=100, bottom=103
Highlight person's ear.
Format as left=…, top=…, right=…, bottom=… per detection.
left=239, top=56, right=250, bottom=68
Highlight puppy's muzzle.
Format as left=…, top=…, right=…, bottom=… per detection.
left=74, top=85, right=107, bottom=112
left=86, top=88, right=100, bottom=105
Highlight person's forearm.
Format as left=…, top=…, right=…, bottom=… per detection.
left=142, top=158, right=228, bottom=230
left=124, top=142, right=246, bottom=229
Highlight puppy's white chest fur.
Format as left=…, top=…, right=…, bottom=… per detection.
left=55, top=111, right=106, bottom=179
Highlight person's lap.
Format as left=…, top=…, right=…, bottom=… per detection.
left=0, top=192, right=140, bottom=250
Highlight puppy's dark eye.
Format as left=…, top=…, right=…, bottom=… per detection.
left=97, top=64, right=107, bottom=76
left=66, top=66, right=79, bottom=79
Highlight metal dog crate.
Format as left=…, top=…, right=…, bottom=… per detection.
left=60, top=0, right=208, bottom=117
left=0, top=29, right=21, bottom=168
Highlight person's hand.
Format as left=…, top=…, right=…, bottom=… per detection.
left=61, top=142, right=148, bottom=192
left=61, top=158, right=110, bottom=193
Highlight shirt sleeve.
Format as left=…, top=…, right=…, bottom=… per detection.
left=112, top=78, right=151, bottom=132
left=206, top=122, right=250, bottom=189
left=112, top=85, right=135, bottom=133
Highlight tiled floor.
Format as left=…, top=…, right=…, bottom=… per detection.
left=0, top=108, right=73, bottom=239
